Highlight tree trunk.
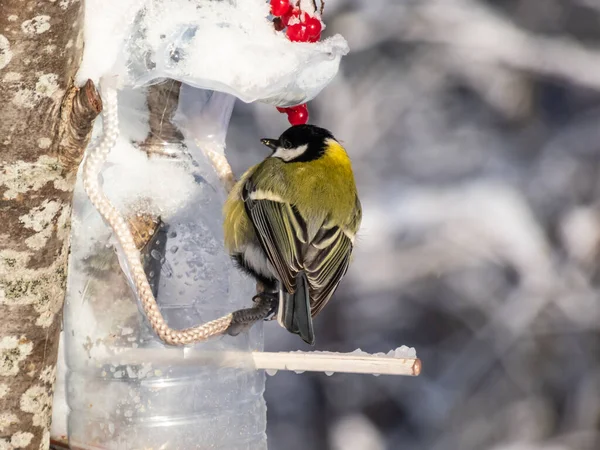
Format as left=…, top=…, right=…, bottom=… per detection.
left=0, top=1, right=100, bottom=448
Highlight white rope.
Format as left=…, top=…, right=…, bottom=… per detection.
left=82, top=83, right=234, bottom=346
left=203, top=148, right=236, bottom=192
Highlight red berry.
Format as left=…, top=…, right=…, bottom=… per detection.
left=270, top=0, right=290, bottom=17
left=287, top=23, right=308, bottom=42
left=306, top=16, right=322, bottom=39
left=282, top=7, right=300, bottom=26
left=287, top=104, right=309, bottom=125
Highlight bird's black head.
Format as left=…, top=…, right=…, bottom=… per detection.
left=261, top=124, right=336, bottom=163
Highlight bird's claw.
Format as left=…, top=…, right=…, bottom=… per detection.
left=252, top=293, right=278, bottom=321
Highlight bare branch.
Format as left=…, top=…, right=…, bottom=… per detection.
left=57, top=79, right=102, bottom=172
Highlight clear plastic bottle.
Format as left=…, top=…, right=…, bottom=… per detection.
left=63, top=83, right=267, bottom=449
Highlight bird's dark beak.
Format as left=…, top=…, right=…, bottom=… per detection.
left=261, top=138, right=279, bottom=151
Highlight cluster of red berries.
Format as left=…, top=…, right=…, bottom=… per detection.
left=270, top=0, right=324, bottom=125
left=270, top=0, right=323, bottom=42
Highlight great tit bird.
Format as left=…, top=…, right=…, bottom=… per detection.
left=223, top=124, right=362, bottom=345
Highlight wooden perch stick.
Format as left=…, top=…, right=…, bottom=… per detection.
left=99, top=348, right=422, bottom=377
left=254, top=351, right=421, bottom=376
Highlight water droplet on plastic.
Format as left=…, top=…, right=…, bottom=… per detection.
left=151, top=249, right=162, bottom=260
left=170, top=245, right=179, bottom=254
left=373, top=373, right=381, bottom=377
left=168, top=231, right=177, bottom=238
left=294, top=370, right=305, bottom=374
left=325, top=371, right=334, bottom=376
left=161, top=261, right=173, bottom=278
left=265, top=369, right=278, bottom=376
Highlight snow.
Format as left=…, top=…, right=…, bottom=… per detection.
left=102, top=136, right=198, bottom=216
left=393, top=345, right=418, bottom=359
left=76, top=0, right=349, bottom=107
left=76, top=0, right=145, bottom=86
left=298, top=346, right=418, bottom=360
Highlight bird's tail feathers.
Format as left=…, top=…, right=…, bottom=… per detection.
left=277, top=272, right=315, bottom=345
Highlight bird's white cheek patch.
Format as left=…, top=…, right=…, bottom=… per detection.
left=272, top=144, right=308, bottom=161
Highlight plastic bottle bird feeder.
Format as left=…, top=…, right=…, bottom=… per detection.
left=50, top=0, right=420, bottom=448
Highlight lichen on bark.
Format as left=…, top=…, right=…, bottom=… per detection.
left=0, top=0, right=100, bottom=448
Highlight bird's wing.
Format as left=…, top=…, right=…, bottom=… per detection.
left=243, top=180, right=307, bottom=293
left=305, top=195, right=361, bottom=316
left=244, top=178, right=358, bottom=316
left=304, top=225, right=353, bottom=316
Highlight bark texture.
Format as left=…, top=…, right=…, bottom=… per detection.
left=0, top=1, right=100, bottom=448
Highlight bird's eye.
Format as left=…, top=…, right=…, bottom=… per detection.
left=281, top=139, right=292, bottom=149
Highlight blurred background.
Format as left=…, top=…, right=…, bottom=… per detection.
left=226, top=1, right=600, bottom=449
